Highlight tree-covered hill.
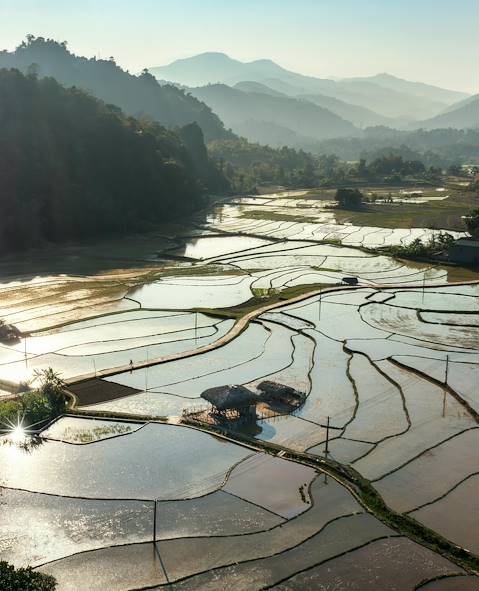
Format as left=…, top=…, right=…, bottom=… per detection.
left=0, top=36, right=232, bottom=141
left=0, top=68, right=224, bottom=252
left=208, top=138, right=320, bottom=190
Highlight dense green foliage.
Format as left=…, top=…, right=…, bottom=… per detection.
left=209, top=138, right=319, bottom=191
left=385, top=232, right=455, bottom=258
left=0, top=68, right=225, bottom=252
left=0, top=369, right=67, bottom=428
left=356, top=154, right=428, bottom=181
left=335, top=188, right=364, bottom=209
left=0, top=562, right=56, bottom=591
left=209, top=137, right=440, bottom=192
left=0, top=36, right=231, bottom=141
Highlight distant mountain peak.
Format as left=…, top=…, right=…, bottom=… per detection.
left=374, top=72, right=397, bottom=79
left=249, top=58, right=279, bottom=66
left=192, top=51, right=232, bottom=60
left=173, top=51, right=237, bottom=64
left=150, top=52, right=469, bottom=120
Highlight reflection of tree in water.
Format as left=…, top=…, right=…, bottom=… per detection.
left=0, top=434, right=44, bottom=454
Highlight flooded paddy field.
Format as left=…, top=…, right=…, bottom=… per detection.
left=1, top=188, right=478, bottom=589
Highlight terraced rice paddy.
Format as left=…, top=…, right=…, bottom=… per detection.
left=0, top=188, right=478, bottom=589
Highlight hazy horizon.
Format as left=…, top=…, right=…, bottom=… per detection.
left=0, top=0, right=478, bottom=93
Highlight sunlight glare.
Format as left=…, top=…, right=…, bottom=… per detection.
left=10, top=424, right=26, bottom=444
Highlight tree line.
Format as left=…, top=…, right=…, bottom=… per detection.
left=209, top=139, right=450, bottom=193
left=0, top=68, right=227, bottom=252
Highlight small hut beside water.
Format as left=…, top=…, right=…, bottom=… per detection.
left=201, top=385, right=258, bottom=422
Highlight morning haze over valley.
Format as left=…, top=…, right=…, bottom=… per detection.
left=0, top=1, right=479, bottom=590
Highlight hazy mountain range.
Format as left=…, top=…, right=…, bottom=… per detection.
left=151, top=52, right=479, bottom=149
left=151, top=52, right=468, bottom=120
left=420, top=94, right=479, bottom=129
left=189, top=84, right=356, bottom=147
left=1, top=40, right=477, bottom=156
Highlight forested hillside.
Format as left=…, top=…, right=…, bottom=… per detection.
left=0, top=36, right=232, bottom=141
left=0, top=69, right=224, bottom=252
left=209, top=138, right=320, bottom=190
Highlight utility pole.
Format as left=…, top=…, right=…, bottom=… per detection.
left=325, top=416, right=330, bottom=456
left=195, top=311, right=198, bottom=344
left=153, top=499, right=157, bottom=544
left=318, top=291, right=322, bottom=322
left=322, top=415, right=331, bottom=485
left=145, top=348, right=149, bottom=392
left=92, top=358, right=97, bottom=378
left=443, top=355, right=449, bottom=418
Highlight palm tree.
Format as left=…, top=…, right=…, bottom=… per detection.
left=33, top=368, right=67, bottom=414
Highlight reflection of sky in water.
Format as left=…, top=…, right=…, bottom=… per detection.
left=179, top=235, right=271, bottom=259
left=0, top=423, right=252, bottom=500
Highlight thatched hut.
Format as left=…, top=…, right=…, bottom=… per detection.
left=201, top=384, right=258, bottom=421
left=257, top=381, right=305, bottom=407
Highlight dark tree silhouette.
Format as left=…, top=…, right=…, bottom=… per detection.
left=0, top=68, right=223, bottom=252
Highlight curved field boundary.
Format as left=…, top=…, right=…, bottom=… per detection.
left=66, top=279, right=479, bottom=400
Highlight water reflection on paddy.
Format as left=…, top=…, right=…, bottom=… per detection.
left=0, top=422, right=252, bottom=500
left=176, top=235, right=272, bottom=260
left=129, top=274, right=254, bottom=309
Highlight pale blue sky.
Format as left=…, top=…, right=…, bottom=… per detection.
left=1, top=0, right=477, bottom=92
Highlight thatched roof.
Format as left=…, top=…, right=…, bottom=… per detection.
left=201, top=385, right=258, bottom=410
left=258, top=381, right=304, bottom=401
